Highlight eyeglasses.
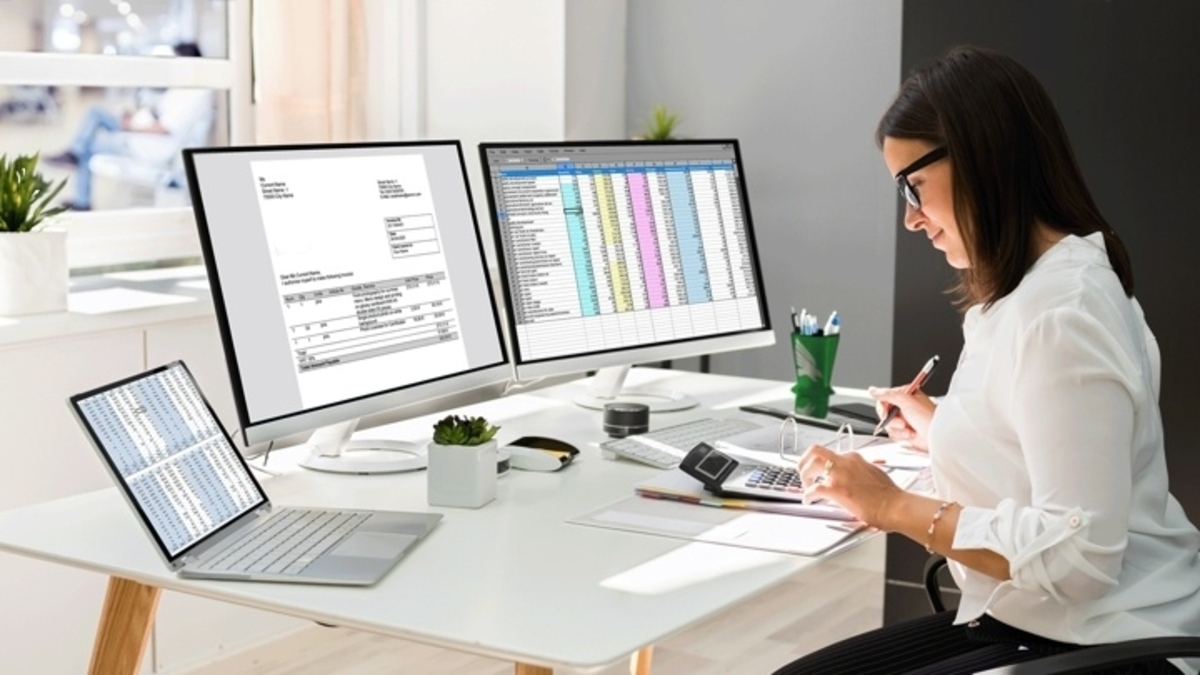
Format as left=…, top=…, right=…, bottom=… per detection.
left=895, top=146, right=948, bottom=210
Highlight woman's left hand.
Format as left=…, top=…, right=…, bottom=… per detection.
left=798, top=444, right=903, bottom=528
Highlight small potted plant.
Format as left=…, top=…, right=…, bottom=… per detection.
left=0, top=153, right=69, bottom=316
left=634, top=104, right=683, bottom=141
left=427, top=414, right=501, bottom=508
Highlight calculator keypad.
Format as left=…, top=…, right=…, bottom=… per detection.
left=744, top=467, right=804, bottom=494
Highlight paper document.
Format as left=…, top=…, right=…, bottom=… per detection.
left=570, top=496, right=867, bottom=557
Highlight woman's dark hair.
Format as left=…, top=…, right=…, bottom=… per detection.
left=875, top=45, right=1133, bottom=307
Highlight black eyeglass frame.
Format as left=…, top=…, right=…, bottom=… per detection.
left=895, top=146, right=948, bottom=210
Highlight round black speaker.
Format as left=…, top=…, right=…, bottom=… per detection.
left=603, top=402, right=650, bottom=438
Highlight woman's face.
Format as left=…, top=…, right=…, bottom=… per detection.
left=882, top=137, right=969, bottom=269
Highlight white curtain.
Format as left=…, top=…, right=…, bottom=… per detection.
left=252, top=0, right=367, bottom=144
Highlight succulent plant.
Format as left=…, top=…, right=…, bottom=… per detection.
left=431, top=414, right=500, bottom=447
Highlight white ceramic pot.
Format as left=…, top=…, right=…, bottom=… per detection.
left=426, top=439, right=498, bottom=508
left=0, top=230, right=68, bottom=316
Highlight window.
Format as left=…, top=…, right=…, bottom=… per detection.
left=0, top=0, right=251, bottom=271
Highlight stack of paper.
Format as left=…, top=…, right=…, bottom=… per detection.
left=569, top=438, right=931, bottom=557
left=570, top=495, right=868, bottom=557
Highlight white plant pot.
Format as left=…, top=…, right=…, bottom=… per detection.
left=0, top=230, right=68, bottom=316
left=426, top=439, right=498, bottom=508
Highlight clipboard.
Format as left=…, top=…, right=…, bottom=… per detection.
left=569, top=494, right=869, bottom=557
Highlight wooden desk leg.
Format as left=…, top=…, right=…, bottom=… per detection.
left=512, top=645, right=653, bottom=675
left=631, top=646, right=653, bottom=675
left=89, top=576, right=162, bottom=675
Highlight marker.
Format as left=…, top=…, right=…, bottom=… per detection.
left=824, top=311, right=840, bottom=336
left=790, top=306, right=801, bottom=333
left=873, top=355, right=940, bottom=436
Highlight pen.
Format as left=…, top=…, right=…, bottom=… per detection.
left=873, top=355, right=940, bottom=436
left=823, top=311, right=839, bottom=336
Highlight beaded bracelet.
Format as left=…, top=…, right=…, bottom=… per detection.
left=925, top=501, right=957, bottom=554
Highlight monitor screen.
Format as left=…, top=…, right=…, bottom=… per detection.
left=184, top=142, right=510, bottom=450
left=478, top=140, right=772, bottom=393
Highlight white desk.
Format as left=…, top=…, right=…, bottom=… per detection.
left=0, top=368, right=878, bottom=674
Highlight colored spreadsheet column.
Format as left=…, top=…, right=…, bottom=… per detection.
left=666, top=167, right=711, bottom=304
left=595, top=172, right=633, bottom=312
left=559, top=172, right=599, bottom=316
left=627, top=171, right=667, bottom=309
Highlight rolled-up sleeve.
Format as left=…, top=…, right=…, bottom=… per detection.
left=953, top=307, right=1138, bottom=603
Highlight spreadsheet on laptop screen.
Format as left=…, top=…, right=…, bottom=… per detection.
left=74, top=363, right=265, bottom=557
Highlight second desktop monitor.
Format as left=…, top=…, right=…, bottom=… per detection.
left=479, top=140, right=773, bottom=409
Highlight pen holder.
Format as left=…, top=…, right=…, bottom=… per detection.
left=791, top=333, right=839, bottom=418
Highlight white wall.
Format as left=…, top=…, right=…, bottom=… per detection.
left=565, top=0, right=628, bottom=140
left=422, top=0, right=627, bottom=267
left=625, top=0, right=903, bottom=387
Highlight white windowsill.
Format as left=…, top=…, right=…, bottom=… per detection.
left=0, top=272, right=215, bottom=347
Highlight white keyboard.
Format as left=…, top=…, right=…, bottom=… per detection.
left=600, top=417, right=762, bottom=469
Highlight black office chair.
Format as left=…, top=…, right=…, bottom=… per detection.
left=923, top=554, right=1200, bottom=674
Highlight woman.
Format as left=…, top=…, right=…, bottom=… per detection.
left=775, top=46, right=1200, bottom=675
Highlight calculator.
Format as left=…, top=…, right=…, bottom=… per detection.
left=679, top=442, right=809, bottom=503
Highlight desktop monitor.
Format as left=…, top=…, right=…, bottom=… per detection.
left=183, top=141, right=510, bottom=474
left=478, top=139, right=774, bottom=411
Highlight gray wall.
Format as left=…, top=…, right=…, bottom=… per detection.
left=625, top=0, right=903, bottom=387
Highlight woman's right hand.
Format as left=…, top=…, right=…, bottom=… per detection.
left=867, top=385, right=937, bottom=452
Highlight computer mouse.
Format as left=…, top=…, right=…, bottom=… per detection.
left=502, top=436, right=579, bottom=472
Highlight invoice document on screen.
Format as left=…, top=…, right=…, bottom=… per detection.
left=250, top=155, right=468, bottom=408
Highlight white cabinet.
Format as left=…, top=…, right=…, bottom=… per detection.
left=0, top=308, right=303, bottom=673
left=0, top=329, right=143, bottom=674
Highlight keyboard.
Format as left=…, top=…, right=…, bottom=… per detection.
left=197, top=509, right=368, bottom=575
left=600, top=417, right=762, bottom=469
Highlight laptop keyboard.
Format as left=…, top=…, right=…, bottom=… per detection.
left=196, top=509, right=369, bottom=575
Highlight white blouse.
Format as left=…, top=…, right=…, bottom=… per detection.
left=928, top=233, right=1200, bottom=670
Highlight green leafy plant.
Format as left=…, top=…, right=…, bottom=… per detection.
left=636, top=104, right=682, bottom=141
left=432, top=414, right=500, bottom=447
left=0, top=153, right=68, bottom=233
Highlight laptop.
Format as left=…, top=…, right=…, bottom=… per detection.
left=68, top=360, right=442, bottom=585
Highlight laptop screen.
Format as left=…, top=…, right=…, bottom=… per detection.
left=71, top=361, right=268, bottom=560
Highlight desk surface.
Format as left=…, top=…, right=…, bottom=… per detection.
left=0, top=368, right=874, bottom=671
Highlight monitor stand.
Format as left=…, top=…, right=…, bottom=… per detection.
left=297, top=419, right=427, bottom=475
left=573, top=365, right=698, bottom=412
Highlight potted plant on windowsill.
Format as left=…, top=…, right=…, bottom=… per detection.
left=427, top=414, right=501, bottom=508
left=0, top=153, right=69, bottom=316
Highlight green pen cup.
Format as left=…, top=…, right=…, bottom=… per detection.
left=791, top=333, right=839, bottom=418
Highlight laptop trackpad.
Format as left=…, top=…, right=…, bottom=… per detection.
left=332, top=531, right=417, bottom=559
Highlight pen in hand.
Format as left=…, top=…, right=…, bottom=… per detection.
left=873, top=355, right=940, bottom=436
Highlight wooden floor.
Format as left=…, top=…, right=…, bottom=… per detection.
left=178, top=539, right=885, bottom=675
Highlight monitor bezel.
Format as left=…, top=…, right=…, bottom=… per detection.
left=183, top=140, right=512, bottom=447
left=477, top=138, right=774, bottom=379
